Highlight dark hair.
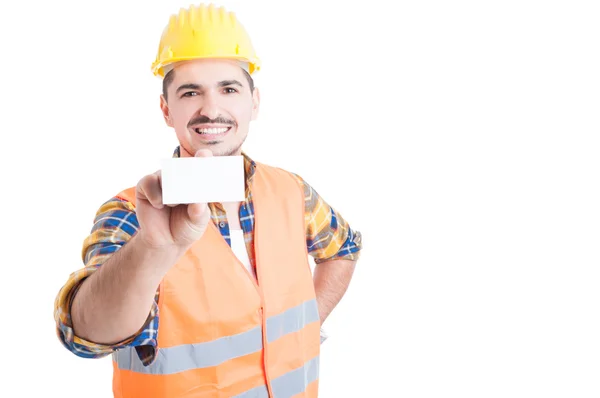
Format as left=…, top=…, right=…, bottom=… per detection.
left=162, top=66, right=255, bottom=101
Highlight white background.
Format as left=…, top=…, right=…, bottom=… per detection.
left=1, top=0, right=599, bottom=397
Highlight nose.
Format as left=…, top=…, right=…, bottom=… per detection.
left=199, top=90, right=220, bottom=120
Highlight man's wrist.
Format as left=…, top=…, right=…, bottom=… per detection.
left=132, top=232, right=190, bottom=277
left=135, top=232, right=189, bottom=257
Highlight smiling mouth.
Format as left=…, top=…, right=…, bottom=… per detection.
left=193, top=126, right=232, bottom=135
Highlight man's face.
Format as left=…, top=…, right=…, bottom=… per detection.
left=160, top=59, right=260, bottom=157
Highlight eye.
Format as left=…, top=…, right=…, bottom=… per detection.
left=182, top=91, right=198, bottom=97
left=224, top=87, right=238, bottom=94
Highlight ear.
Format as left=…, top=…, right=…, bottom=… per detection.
left=160, top=94, right=174, bottom=127
left=251, top=87, right=260, bottom=121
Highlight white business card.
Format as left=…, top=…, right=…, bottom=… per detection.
left=161, top=156, right=245, bottom=205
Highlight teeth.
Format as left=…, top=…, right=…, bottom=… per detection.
left=196, top=127, right=229, bottom=134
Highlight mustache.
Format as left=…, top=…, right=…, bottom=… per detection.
left=188, top=115, right=236, bottom=127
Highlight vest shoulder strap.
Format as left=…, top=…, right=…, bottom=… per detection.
left=115, top=187, right=136, bottom=206
left=253, top=162, right=303, bottom=192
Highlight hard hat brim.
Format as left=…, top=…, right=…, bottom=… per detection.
left=153, top=55, right=261, bottom=78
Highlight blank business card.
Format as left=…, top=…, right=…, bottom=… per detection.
left=161, top=156, right=245, bottom=205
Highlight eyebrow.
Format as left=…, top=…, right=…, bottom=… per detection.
left=218, top=80, right=243, bottom=88
left=176, top=80, right=244, bottom=94
left=176, top=83, right=201, bottom=94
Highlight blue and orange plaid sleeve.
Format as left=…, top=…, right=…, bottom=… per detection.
left=54, top=197, right=160, bottom=365
left=292, top=174, right=363, bottom=263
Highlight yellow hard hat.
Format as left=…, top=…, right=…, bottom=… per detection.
left=151, top=3, right=260, bottom=78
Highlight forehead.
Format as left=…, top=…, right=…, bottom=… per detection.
left=170, top=59, right=246, bottom=84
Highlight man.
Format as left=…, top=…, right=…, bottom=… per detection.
left=54, top=3, right=362, bottom=397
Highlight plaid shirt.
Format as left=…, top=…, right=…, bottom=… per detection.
left=54, top=147, right=362, bottom=365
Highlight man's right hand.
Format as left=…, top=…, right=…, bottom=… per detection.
left=135, top=149, right=212, bottom=249
left=70, top=150, right=213, bottom=344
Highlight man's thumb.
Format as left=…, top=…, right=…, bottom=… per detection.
left=194, top=149, right=213, bottom=158
left=188, top=202, right=208, bottom=224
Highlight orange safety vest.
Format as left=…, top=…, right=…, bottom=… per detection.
left=111, top=162, right=320, bottom=397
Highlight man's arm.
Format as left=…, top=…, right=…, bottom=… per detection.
left=71, top=232, right=183, bottom=344
left=54, top=198, right=161, bottom=362
left=313, top=259, right=356, bottom=324
left=292, top=174, right=363, bottom=325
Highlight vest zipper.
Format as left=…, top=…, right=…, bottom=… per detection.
left=253, top=227, right=274, bottom=398
left=210, top=219, right=273, bottom=396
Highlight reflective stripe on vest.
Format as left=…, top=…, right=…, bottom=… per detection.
left=113, top=298, right=319, bottom=375
left=233, top=355, right=319, bottom=398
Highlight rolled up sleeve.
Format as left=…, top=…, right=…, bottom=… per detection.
left=292, top=174, right=363, bottom=264
left=54, top=198, right=159, bottom=364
